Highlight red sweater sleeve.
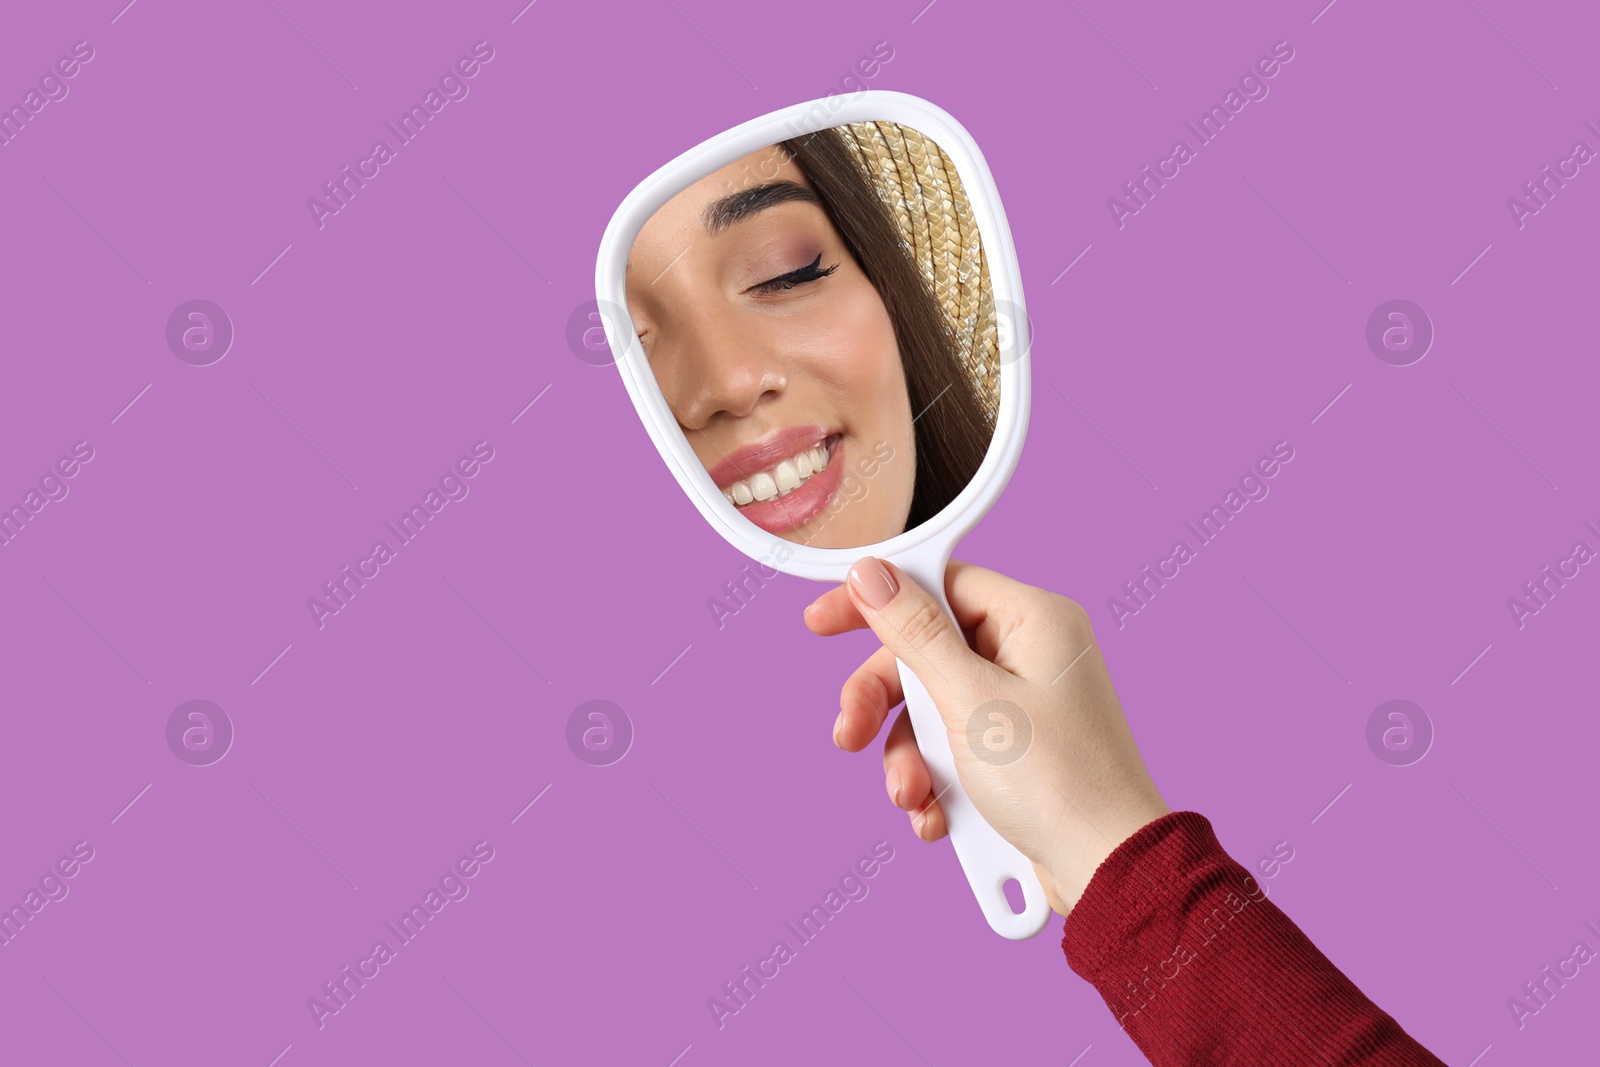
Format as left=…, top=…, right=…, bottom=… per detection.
left=1060, top=811, right=1445, bottom=1065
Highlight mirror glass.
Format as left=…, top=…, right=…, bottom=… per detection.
left=623, top=120, right=1002, bottom=550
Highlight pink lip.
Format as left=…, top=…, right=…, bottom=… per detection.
left=707, top=424, right=834, bottom=489
left=731, top=436, right=845, bottom=536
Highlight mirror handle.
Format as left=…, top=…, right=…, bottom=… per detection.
left=890, top=550, right=1051, bottom=940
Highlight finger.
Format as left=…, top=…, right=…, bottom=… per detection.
left=910, top=791, right=948, bottom=842
left=803, top=583, right=868, bottom=637
left=808, top=557, right=1037, bottom=640
left=845, top=558, right=987, bottom=699
left=835, top=646, right=904, bottom=752
left=881, top=707, right=929, bottom=811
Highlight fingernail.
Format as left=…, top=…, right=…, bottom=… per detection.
left=890, top=769, right=902, bottom=806
left=913, top=811, right=926, bottom=837
left=847, top=557, right=897, bottom=610
left=832, top=710, right=845, bottom=746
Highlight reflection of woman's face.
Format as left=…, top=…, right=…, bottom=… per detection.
left=625, top=146, right=916, bottom=548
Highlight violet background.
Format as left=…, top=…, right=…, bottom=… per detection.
left=1, top=0, right=1596, bottom=1063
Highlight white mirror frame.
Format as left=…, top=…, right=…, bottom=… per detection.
left=595, top=90, right=1030, bottom=579
left=596, top=90, right=1047, bottom=940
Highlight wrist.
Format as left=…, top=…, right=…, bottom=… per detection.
left=1046, top=793, right=1172, bottom=912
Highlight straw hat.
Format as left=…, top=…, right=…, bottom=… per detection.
left=833, top=120, right=1000, bottom=428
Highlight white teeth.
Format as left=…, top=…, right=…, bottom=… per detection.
left=721, top=439, right=833, bottom=508
left=749, top=471, right=778, bottom=501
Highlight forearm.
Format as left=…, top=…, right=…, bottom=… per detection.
left=1061, top=812, right=1445, bottom=1066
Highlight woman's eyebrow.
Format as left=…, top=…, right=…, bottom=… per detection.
left=701, top=181, right=820, bottom=235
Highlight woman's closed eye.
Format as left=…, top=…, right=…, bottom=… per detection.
left=745, top=252, right=839, bottom=295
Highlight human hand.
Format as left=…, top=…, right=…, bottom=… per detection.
left=803, top=557, right=1170, bottom=916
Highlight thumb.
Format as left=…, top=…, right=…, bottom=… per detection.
left=845, top=557, right=984, bottom=699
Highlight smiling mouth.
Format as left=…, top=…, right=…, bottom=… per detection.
left=721, top=434, right=840, bottom=508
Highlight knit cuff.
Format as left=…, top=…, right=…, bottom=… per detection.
left=1059, top=811, right=1225, bottom=979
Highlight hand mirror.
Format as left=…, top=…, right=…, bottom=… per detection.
left=595, top=91, right=1043, bottom=939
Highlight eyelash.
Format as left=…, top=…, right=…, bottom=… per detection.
left=748, top=253, right=838, bottom=294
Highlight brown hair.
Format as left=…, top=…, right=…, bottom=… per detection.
left=780, top=127, right=994, bottom=532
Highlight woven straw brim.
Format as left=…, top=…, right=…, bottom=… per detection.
left=834, top=120, right=999, bottom=429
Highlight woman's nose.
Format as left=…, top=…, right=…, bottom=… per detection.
left=657, top=310, right=787, bottom=430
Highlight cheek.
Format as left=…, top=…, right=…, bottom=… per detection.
left=792, top=280, right=904, bottom=400
left=806, top=281, right=916, bottom=535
